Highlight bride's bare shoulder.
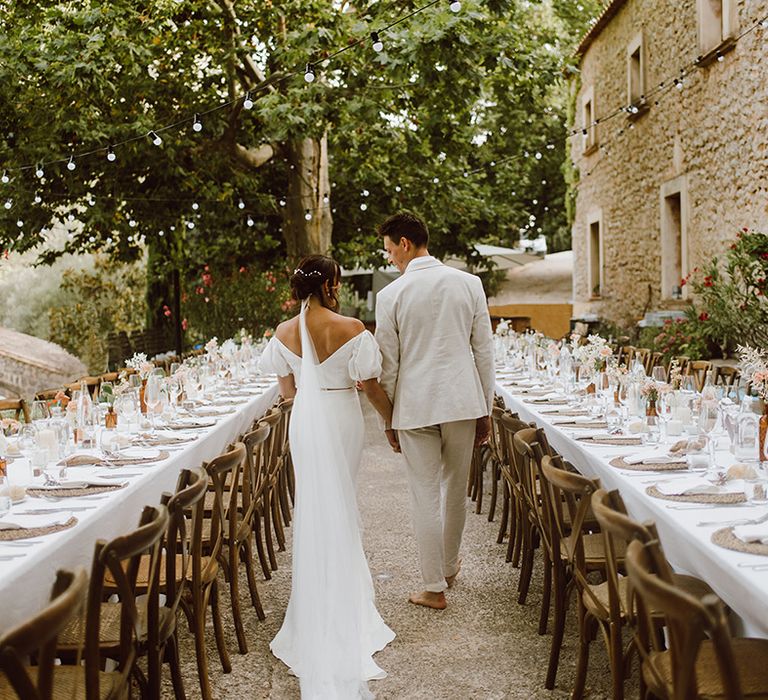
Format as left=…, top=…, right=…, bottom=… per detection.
left=335, top=314, right=365, bottom=340
left=275, top=317, right=300, bottom=344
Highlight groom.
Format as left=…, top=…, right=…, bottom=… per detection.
left=375, top=211, right=494, bottom=610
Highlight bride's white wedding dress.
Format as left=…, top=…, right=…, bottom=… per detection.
left=259, top=300, right=395, bottom=699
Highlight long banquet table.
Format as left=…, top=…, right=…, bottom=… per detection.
left=497, top=379, right=768, bottom=638
left=0, top=381, right=278, bottom=635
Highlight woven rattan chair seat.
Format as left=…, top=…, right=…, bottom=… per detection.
left=583, top=572, right=714, bottom=620
left=102, top=552, right=213, bottom=590
left=0, top=665, right=122, bottom=699
left=56, top=602, right=172, bottom=651
left=644, top=639, right=768, bottom=699
left=562, top=532, right=625, bottom=567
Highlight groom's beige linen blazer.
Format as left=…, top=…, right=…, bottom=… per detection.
left=375, top=256, right=495, bottom=431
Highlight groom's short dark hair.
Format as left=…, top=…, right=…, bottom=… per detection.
left=377, top=211, right=429, bottom=249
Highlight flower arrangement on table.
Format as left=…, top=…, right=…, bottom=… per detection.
left=204, top=337, right=219, bottom=357
left=572, top=334, right=613, bottom=371
left=495, top=319, right=510, bottom=336
left=737, top=345, right=768, bottom=401
left=126, top=352, right=154, bottom=380
left=605, top=358, right=628, bottom=385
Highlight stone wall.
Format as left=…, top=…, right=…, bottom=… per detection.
left=571, top=0, right=768, bottom=324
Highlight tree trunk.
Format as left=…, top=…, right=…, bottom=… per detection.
left=283, top=134, right=332, bottom=261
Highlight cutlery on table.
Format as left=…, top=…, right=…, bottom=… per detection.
left=0, top=554, right=27, bottom=561
left=697, top=512, right=768, bottom=527
left=0, top=540, right=43, bottom=547
left=37, top=494, right=110, bottom=503
left=14, top=506, right=97, bottom=514
left=666, top=503, right=753, bottom=510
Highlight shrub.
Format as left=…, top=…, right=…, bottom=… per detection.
left=48, top=256, right=147, bottom=372
left=682, top=228, right=768, bottom=356
left=183, top=264, right=295, bottom=344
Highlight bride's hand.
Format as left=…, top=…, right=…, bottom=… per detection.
left=384, top=428, right=401, bottom=453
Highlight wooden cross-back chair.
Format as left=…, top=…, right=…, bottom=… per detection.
left=0, top=568, right=89, bottom=700
left=256, top=408, right=284, bottom=574
left=537, top=454, right=612, bottom=694
left=55, top=504, right=168, bottom=700
left=0, top=399, right=30, bottom=424
left=685, top=360, right=713, bottom=392
left=715, top=365, right=740, bottom=389
left=625, top=539, right=768, bottom=700
left=102, top=466, right=208, bottom=699
left=491, top=408, right=523, bottom=554
left=275, top=398, right=295, bottom=527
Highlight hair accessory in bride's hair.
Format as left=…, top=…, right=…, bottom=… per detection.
left=294, top=269, right=323, bottom=278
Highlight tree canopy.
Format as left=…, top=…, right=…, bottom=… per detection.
left=0, top=0, right=601, bottom=282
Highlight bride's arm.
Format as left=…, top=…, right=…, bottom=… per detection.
left=359, top=379, right=394, bottom=425
left=277, top=374, right=297, bottom=400
left=359, top=380, right=399, bottom=452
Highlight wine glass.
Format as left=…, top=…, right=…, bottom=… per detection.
left=698, top=401, right=719, bottom=471
left=651, top=366, right=667, bottom=384
left=144, top=375, right=162, bottom=435
left=30, top=399, right=50, bottom=422
left=169, top=362, right=181, bottom=376
left=115, top=391, right=138, bottom=432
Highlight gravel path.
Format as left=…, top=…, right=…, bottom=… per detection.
left=168, top=401, right=625, bottom=699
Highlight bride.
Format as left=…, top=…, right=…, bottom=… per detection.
left=259, top=254, right=396, bottom=698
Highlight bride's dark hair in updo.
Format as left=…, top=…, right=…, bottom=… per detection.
left=290, top=255, right=342, bottom=309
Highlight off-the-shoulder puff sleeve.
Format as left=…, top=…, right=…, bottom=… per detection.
left=348, top=331, right=383, bottom=382
left=259, top=337, right=293, bottom=377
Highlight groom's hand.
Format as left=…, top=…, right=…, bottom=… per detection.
left=474, top=416, right=491, bottom=447
left=385, top=429, right=401, bottom=453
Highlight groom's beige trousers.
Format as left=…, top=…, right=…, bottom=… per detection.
left=398, top=419, right=476, bottom=593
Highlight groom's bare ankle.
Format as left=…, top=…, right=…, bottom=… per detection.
left=408, top=591, right=447, bottom=610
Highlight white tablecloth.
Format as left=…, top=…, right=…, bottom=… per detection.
left=0, top=384, right=278, bottom=635
left=497, top=382, right=768, bottom=638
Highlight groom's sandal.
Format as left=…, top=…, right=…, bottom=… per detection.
left=408, top=591, right=447, bottom=610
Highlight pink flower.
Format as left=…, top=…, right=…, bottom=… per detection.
left=181, top=318, right=188, bottom=331
left=599, top=346, right=612, bottom=357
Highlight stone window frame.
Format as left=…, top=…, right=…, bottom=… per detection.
left=659, top=176, right=689, bottom=301
left=696, top=0, right=738, bottom=65
left=581, top=85, right=598, bottom=155
left=586, top=209, right=604, bottom=300
left=626, top=31, right=649, bottom=121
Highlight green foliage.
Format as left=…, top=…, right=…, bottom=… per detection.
left=48, top=256, right=147, bottom=372
left=182, top=263, right=294, bottom=344
left=644, top=318, right=710, bottom=363
left=682, top=229, right=768, bottom=355
left=0, top=0, right=599, bottom=279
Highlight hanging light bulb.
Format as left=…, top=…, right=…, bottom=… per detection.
left=192, top=114, right=203, bottom=132
left=1, top=170, right=8, bottom=184
left=323, top=195, right=329, bottom=204
left=238, top=199, right=245, bottom=210
left=35, top=164, right=44, bottom=178
left=247, top=216, right=255, bottom=227
left=371, top=32, right=384, bottom=53
left=88, top=197, right=96, bottom=207
left=192, top=202, right=199, bottom=211
left=34, top=195, right=41, bottom=204
left=761, top=17, right=768, bottom=29
left=395, top=185, right=402, bottom=191
left=449, top=0, right=461, bottom=11
left=106, top=146, right=116, bottom=162
left=3, top=199, right=11, bottom=209
left=149, top=131, right=163, bottom=146
left=158, top=230, right=164, bottom=237
left=16, top=220, right=23, bottom=228
left=129, top=219, right=137, bottom=227
left=279, top=198, right=286, bottom=207
left=243, top=91, right=254, bottom=109
left=360, top=203, right=368, bottom=211
left=186, top=221, right=195, bottom=229
left=463, top=172, right=469, bottom=178
left=432, top=176, right=439, bottom=184
left=304, top=209, right=312, bottom=220
left=304, top=63, right=315, bottom=83
left=66, top=156, right=76, bottom=171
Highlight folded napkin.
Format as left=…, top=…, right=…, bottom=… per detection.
left=34, top=476, right=126, bottom=490
left=733, top=523, right=768, bottom=544
left=0, top=511, right=72, bottom=530
left=655, top=477, right=744, bottom=497
left=624, top=451, right=686, bottom=465
left=58, top=454, right=103, bottom=467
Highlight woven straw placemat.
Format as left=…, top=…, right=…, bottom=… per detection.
left=609, top=457, right=687, bottom=472
left=524, top=398, right=569, bottom=406
left=541, top=409, right=591, bottom=417
left=712, top=527, right=768, bottom=556
left=0, top=516, right=77, bottom=541
left=165, top=422, right=216, bottom=431
left=59, top=451, right=170, bottom=468
left=27, top=483, right=124, bottom=498
left=576, top=435, right=643, bottom=446
left=553, top=420, right=609, bottom=429
left=646, top=485, right=747, bottom=504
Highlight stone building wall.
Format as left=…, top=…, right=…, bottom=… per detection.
left=571, top=0, right=768, bottom=324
